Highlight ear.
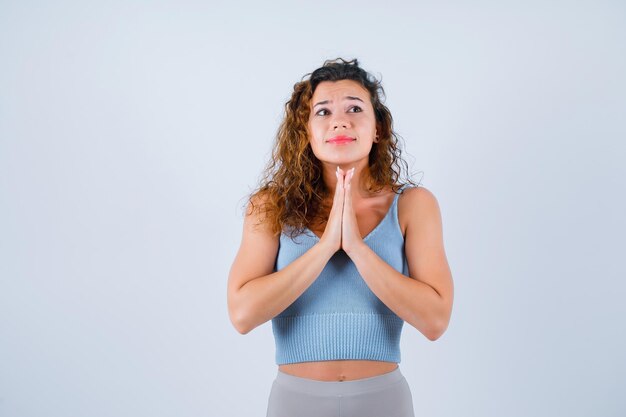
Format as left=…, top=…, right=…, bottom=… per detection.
left=374, top=129, right=379, bottom=143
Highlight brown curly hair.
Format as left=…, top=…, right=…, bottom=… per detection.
left=243, top=57, right=419, bottom=239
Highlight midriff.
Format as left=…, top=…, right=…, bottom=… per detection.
left=278, top=360, right=399, bottom=382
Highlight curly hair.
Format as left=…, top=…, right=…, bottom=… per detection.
left=243, top=57, right=418, bottom=239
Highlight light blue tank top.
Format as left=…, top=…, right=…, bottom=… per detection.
left=271, top=184, right=412, bottom=365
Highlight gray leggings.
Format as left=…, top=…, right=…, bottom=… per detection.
left=266, top=366, right=415, bottom=417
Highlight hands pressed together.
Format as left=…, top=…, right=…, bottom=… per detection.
left=319, top=166, right=365, bottom=255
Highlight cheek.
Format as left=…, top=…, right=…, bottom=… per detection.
left=306, top=126, right=319, bottom=149
left=305, top=123, right=315, bottom=142
left=309, top=124, right=323, bottom=141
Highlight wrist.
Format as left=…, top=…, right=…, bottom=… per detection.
left=315, top=240, right=339, bottom=259
left=344, top=241, right=370, bottom=259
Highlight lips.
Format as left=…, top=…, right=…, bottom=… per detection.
left=327, top=135, right=356, bottom=143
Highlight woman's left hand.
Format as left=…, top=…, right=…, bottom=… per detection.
left=338, top=167, right=365, bottom=255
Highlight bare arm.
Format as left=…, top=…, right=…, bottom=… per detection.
left=228, top=236, right=335, bottom=334
left=228, top=172, right=345, bottom=334
left=345, top=186, right=454, bottom=340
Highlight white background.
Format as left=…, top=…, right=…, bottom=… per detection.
left=1, top=1, right=625, bottom=416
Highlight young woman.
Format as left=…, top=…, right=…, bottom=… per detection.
left=227, top=58, right=454, bottom=417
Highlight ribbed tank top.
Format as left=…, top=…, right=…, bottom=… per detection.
left=271, top=184, right=412, bottom=365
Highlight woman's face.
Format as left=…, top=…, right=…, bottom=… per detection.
left=307, top=79, right=378, bottom=166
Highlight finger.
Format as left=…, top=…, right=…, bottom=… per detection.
left=343, top=167, right=354, bottom=189
left=334, top=167, right=344, bottom=204
left=335, top=167, right=344, bottom=191
left=344, top=169, right=354, bottom=201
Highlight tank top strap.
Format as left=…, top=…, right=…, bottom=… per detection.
left=388, top=184, right=412, bottom=238
left=393, top=184, right=411, bottom=206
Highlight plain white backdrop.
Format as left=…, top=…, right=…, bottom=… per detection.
left=1, top=1, right=625, bottom=416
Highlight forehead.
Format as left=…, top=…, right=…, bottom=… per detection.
left=311, top=79, right=370, bottom=102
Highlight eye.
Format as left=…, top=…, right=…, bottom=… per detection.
left=348, top=106, right=363, bottom=113
left=315, top=108, right=330, bottom=116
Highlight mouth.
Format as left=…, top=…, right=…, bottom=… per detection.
left=327, top=135, right=356, bottom=144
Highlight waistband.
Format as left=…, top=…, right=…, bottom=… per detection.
left=272, top=313, right=404, bottom=365
left=273, top=366, right=405, bottom=396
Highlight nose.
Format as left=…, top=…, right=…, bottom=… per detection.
left=332, top=117, right=350, bottom=130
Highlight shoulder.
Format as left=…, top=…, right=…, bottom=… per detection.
left=243, top=190, right=280, bottom=237
left=400, top=185, right=439, bottom=206
left=397, top=185, right=442, bottom=236
left=246, top=190, right=271, bottom=214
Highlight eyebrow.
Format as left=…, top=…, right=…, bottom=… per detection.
left=313, top=96, right=365, bottom=109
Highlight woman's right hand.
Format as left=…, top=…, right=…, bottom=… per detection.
left=319, top=166, right=345, bottom=253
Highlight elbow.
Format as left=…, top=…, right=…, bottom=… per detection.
left=426, top=319, right=449, bottom=341
left=234, top=323, right=251, bottom=335
left=229, top=306, right=257, bottom=335
left=231, top=316, right=249, bottom=335
left=228, top=290, right=254, bottom=334
left=228, top=289, right=269, bottom=335
left=426, top=329, right=442, bottom=341
left=231, top=313, right=252, bottom=335
left=426, top=302, right=453, bottom=341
